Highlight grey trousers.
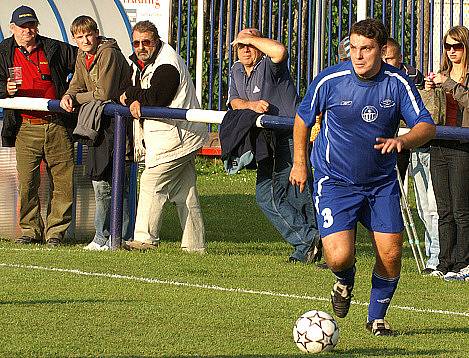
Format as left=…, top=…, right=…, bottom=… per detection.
left=134, top=152, right=205, bottom=251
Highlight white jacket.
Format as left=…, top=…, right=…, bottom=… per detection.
left=132, top=42, right=208, bottom=167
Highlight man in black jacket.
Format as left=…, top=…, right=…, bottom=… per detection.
left=0, top=6, right=77, bottom=246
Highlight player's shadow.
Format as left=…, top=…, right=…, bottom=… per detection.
left=403, top=326, right=469, bottom=335
left=338, top=347, right=449, bottom=356
left=0, top=298, right=134, bottom=305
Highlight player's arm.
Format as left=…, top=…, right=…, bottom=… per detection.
left=374, top=122, right=435, bottom=154
left=289, top=114, right=310, bottom=193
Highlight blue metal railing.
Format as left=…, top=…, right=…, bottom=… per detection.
left=2, top=97, right=469, bottom=246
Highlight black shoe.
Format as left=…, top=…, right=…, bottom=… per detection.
left=316, top=261, right=329, bottom=269
left=288, top=256, right=301, bottom=263
left=46, top=238, right=61, bottom=247
left=422, top=267, right=435, bottom=275
left=331, top=281, right=353, bottom=318
left=305, top=233, right=322, bottom=264
left=366, top=319, right=394, bottom=336
left=15, top=236, right=40, bottom=245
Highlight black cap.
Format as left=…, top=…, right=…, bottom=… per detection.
left=11, top=6, right=39, bottom=26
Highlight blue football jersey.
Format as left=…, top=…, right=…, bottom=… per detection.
left=297, top=61, right=434, bottom=184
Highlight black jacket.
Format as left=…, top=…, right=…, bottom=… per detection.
left=220, top=109, right=274, bottom=174
left=0, top=35, right=77, bottom=147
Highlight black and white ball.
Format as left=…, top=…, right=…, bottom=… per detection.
left=293, top=310, right=339, bottom=353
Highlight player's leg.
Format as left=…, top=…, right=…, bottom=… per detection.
left=314, top=175, right=362, bottom=318
left=367, top=231, right=402, bottom=335
left=363, top=178, right=403, bottom=335
left=322, top=229, right=356, bottom=318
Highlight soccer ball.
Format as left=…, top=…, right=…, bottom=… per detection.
left=293, top=310, right=339, bottom=354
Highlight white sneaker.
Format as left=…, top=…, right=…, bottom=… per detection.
left=443, top=271, right=466, bottom=281
left=84, top=241, right=109, bottom=251
left=429, top=270, right=444, bottom=277
left=459, top=265, right=469, bottom=275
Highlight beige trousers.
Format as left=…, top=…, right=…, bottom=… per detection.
left=134, top=152, right=205, bottom=251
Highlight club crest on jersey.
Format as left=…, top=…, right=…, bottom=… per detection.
left=361, top=106, right=378, bottom=122
left=379, top=99, right=395, bottom=108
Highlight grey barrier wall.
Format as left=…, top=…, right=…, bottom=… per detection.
left=0, top=120, right=96, bottom=241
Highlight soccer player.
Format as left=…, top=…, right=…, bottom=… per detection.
left=289, top=19, right=435, bottom=335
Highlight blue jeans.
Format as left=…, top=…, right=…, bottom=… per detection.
left=410, top=149, right=439, bottom=269
left=91, top=169, right=131, bottom=246
left=256, top=135, right=318, bottom=261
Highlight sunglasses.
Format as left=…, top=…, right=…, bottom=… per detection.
left=132, top=39, right=154, bottom=48
left=443, top=42, right=464, bottom=51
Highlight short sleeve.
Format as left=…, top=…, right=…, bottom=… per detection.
left=296, top=76, right=327, bottom=128
left=398, top=78, right=434, bottom=128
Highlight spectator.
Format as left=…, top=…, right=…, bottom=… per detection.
left=0, top=6, right=77, bottom=247
left=383, top=38, right=439, bottom=273
left=60, top=15, right=132, bottom=250
left=425, top=25, right=469, bottom=280
left=120, top=21, right=208, bottom=253
left=227, top=28, right=320, bottom=264
left=290, top=19, right=435, bottom=335
left=383, top=38, right=425, bottom=181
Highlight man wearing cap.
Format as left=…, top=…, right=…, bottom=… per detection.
left=119, top=21, right=208, bottom=253
left=0, top=6, right=77, bottom=246
left=227, top=28, right=320, bottom=264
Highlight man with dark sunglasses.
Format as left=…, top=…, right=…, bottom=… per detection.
left=120, top=21, right=208, bottom=253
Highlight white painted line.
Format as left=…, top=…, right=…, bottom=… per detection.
left=1, top=263, right=468, bottom=318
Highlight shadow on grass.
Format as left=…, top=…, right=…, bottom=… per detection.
left=107, top=348, right=449, bottom=357
left=0, top=298, right=133, bottom=306
left=404, top=326, right=469, bottom=335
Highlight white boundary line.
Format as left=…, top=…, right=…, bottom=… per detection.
left=1, top=262, right=468, bottom=318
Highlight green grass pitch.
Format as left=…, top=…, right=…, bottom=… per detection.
left=1, top=158, right=468, bottom=357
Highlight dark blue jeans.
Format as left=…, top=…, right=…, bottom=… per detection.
left=91, top=164, right=131, bottom=246
left=430, top=144, right=469, bottom=273
left=256, top=135, right=318, bottom=261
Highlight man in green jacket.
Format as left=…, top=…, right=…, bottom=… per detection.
left=60, top=15, right=132, bottom=250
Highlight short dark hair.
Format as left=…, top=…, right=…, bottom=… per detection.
left=70, top=15, right=98, bottom=36
left=132, top=21, right=160, bottom=41
left=350, top=18, right=388, bottom=48
left=386, top=37, right=401, bottom=54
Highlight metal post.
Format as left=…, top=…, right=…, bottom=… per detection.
left=195, top=0, right=204, bottom=105
left=110, top=110, right=126, bottom=250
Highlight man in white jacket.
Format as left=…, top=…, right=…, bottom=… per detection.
left=120, top=21, right=208, bottom=252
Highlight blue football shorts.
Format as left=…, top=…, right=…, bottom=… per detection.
left=313, top=174, right=404, bottom=238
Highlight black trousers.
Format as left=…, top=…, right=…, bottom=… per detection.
left=430, top=144, right=469, bottom=273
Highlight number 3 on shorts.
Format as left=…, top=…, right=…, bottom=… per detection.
left=321, top=207, right=334, bottom=228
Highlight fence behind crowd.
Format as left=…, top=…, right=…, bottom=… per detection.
left=1, top=97, right=469, bottom=245
left=172, top=0, right=469, bottom=111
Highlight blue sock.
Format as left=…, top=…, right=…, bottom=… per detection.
left=332, top=265, right=356, bottom=287
left=368, top=271, right=400, bottom=322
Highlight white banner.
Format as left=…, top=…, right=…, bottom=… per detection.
left=120, top=0, right=171, bottom=43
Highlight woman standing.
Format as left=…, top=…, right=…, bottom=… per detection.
left=426, top=25, right=469, bottom=280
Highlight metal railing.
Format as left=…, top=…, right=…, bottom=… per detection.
left=1, top=97, right=469, bottom=248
